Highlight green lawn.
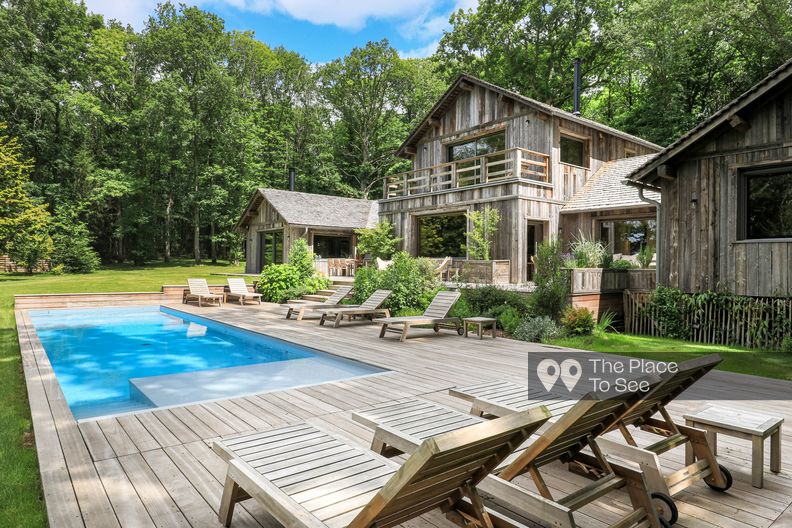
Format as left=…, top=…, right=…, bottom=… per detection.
left=0, top=260, right=243, bottom=528
left=550, top=333, right=792, bottom=381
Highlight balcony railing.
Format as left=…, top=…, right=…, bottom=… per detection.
left=383, top=147, right=550, bottom=199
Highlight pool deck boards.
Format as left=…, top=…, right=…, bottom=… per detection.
left=15, top=301, right=792, bottom=528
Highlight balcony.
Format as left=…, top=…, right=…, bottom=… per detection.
left=383, top=147, right=550, bottom=199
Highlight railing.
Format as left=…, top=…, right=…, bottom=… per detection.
left=384, top=147, right=550, bottom=199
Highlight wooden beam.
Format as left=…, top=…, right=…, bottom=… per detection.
left=657, top=164, right=676, bottom=180
left=427, top=118, right=440, bottom=128
left=459, top=81, right=474, bottom=92
left=729, top=114, right=751, bottom=132
left=403, top=146, right=416, bottom=155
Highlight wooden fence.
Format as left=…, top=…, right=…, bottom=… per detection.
left=624, top=289, right=792, bottom=349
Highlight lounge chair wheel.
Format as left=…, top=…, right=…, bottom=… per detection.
left=433, top=324, right=439, bottom=332
left=705, top=464, right=733, bottom=492
left=456, top=327, right=464, bottom=335
left=660, top=518, right=672, bottom=528
left=651, top=492, right=678, bottom=525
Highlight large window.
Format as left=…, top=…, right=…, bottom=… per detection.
left=447, top=131, right=506, bottom=162
left=599, top=219, right=656, bottom=256
left=313, top=235, right=352, bottom=258
left=560, top=135, right=586, bottom=167
left=259, top=230, right=284, bottom=270
left=744, top=168, right=792, bottom=239
left=418, top=214, right=467, bottom=258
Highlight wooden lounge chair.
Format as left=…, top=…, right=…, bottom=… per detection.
left=211, top=408, right=552, bottom=528
left=184, top=278, right=224, bottom=307
left=449, top=355, right=730, bottom=523
left=375, top=290, right=463, bottom=342
left=351, top=387, right=670, bottom=528
left=318, top=289, right=392, bottom=328
left=283, top=285, right=352, bottom=320
left=225, top=278, right=262, bottom=305
left=433, top=256, right=452, bottom=279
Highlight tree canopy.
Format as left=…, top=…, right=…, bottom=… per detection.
left=0, top=0, right=790, bottom=265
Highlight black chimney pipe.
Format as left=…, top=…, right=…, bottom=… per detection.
left=573, top=58, right=581, bottom=116
left=288, top=167, right=296, bottom=191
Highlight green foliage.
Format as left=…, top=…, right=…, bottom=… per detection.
left=496, top=306, right=522, bottom=335
left=50, top=208, right=101, bottom=273
left=571, top=234, right=607, bottom=268
left=513, top=316, right=562, bottom=343
left=465, top=206, right=500, bottom=260
left=257, top=264, right=302, bottom=303
left=8, top=228, right=53, bottom=275
left=355, top=221, right=401, bottom=259
left=352, top=252, right=438, bottom=313
left=594, top=310, right=618, bottom=335
left=609, top=259, right=637, bottom=270
left=461, top=286, right=532, bottom=318
left=532, top=240, right=570, bottom=319
left=561, top=306, right=595, bottom=336
left=781, top=337, right=792, bottom=354
left=645, top=286, right=691, bottom=339
left=288, top=239, right=315, bottom=280
left=637, top=245, right=654, bottom=269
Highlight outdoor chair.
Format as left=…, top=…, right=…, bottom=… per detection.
left=375, top=290, right=463, bottom=341
left=225, top=278, right=262, bottom=305
left=318, top=289, right=392, bottom=328
left=184, top=278, right=224, bottom=307
left=282, top=285, right=352, bottom=320
left=211, top=407, right=551, bottom=528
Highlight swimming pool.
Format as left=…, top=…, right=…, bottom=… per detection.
left=28, top=306, right=385, bottom=420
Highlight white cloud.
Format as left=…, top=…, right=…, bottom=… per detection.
left=83, top=0, right=160, bottom=29
left=398, top=40, right=440, bottom=59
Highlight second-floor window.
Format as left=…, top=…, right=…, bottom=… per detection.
left=560, top=135, right=586, bottom=167
left=448, top=131, right=505, bottom=161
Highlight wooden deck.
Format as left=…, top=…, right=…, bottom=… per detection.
left=15, top=301, right=792, bottom=528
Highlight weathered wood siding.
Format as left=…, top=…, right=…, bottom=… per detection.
left=657, top=90, right=792, bottom=297
left=389, top=82, right=657, bottom=283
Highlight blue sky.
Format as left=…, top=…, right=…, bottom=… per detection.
left=84, top=0, right=477, bottom=62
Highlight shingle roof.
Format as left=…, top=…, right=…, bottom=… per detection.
left=631, top=57, right=792, bottom=184
left=398, top=73, right=662, bottom=157
left=236, top=189, right=378, bottom=231
left=561, top=155, right=661, bottom=213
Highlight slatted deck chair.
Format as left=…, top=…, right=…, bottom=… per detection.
left=449, top=355, right=730, bottom=524
left=434, top=256, right=452, bottom=280
left=211, top=408, right=552, bottom=528
left=184, top=278, right=224, bottom=307
left=375, top=290, right=463, bottom=342
left=449, top=380, right=580, bottom=419
left=351, top=388, right=670, bottom=528
left=225, top=278, right=262, bottom=305
left=283, top=285, right=353, bottom=320
left=318, top=290, right=392, bottom=328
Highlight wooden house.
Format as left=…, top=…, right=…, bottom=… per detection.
left=236, top=189, right=378, bottom=274
left=630, top=59, right=792, bottom=297
left=379, top=74, right=662, bottom=282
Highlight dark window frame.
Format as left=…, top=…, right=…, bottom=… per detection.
left=446, top=131, right=507, bottom=163
left=259, top=229, right=284, bottom=269
left=416, top=212, right=468, bottom=258
left=740, top=165, right=792, bottom=240
left=560, top=134, right=587, bottom=168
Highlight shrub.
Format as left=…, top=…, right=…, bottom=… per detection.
left=561, top=306, right=595, bottom=336
left=781, top=337, right=792, bottom=354
left=355, top=221, right=401, bottom=259
left=8, top=228, right=52, bottom=274
left=462, top=286, right=532, bottom=318
left=637, top=245, right=654, bottom=268
left=570, top=234, right=607, bottom=268
left=532, top=240, right=570, bottom=320
left=352, top=252, right=438, bottom=313
left=496, top=306, right=522, bottom=334
left=257, top=264, right=302, bottom=302
left=513, top=316, right=561, bottom=343
left=609, top=259, right=636, bottom=270
left=465, top=206, right=500, bottom=260
left=51, top=209, right=100, bottom=273
left=288, top=238, right=315, bottom=280
left=594, top=310, right=618, bottom=335
left=646, top=286, right=690, bottom=339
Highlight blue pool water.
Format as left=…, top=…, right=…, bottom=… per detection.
left=29, top=306, right=384, bottom=420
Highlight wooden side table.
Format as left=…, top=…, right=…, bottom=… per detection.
left=463, top=317, right=496, bottom=339
left=684, top=405, right=783, bottom=488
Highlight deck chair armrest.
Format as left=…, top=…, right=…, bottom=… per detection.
left=478, top=476, right=576, bottom=528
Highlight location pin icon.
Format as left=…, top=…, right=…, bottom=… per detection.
left=536, top=359, right=560, bottom=392
left=560, top=359, right=583, bottom=391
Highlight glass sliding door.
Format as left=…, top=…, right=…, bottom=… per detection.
left=417, top=214, right=467, bottom=258
left=258, top=230, right=284, bottom=271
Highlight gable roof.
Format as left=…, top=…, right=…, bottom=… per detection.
left=398, top=73, right=661, bottom=157
left=561, top=154, right=661, bottom=213
left=236, top=189, right=378, bottom=231
left=631, top=57, right=792, bottom=185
